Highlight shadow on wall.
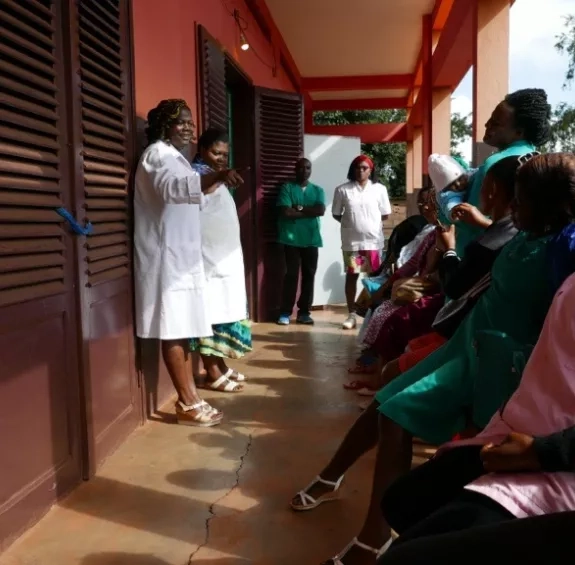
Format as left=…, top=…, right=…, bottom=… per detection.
left=322, top=261, right=345, bottom=306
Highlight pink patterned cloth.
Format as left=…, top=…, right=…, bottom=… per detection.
left=362, top=231, right=436, bottom=346
left=439, top=274, right=575, bottom=518
left=342, top=249, right=382, bottom=274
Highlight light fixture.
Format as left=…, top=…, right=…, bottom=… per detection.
left=240, top=31, right=250, bottom=51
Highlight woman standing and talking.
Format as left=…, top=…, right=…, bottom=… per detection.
left=134, top=100, right=244, bottom=426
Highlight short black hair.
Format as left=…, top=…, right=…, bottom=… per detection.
left=485, top=155, right=522, bottom=202
left=197, top=127, right=229, bottom=151
left=505, top=88, right=551, bottom=147
left=145, top=99, right=190, bottom=145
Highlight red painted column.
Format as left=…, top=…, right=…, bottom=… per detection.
left=421, top=15, right=433, bottom=186
left=304, top=94, right=313, bottom=133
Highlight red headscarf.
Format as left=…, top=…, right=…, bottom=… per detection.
left=352, top=154, right=374, bottom=170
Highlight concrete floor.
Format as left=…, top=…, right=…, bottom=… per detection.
left=1, top=308, right=393, bottom=565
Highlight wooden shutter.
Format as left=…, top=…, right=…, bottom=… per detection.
left=76, top=0, right=130, bottom=286
left=197, top=25, right=228, bottom=131
left=254, top=88, right=303, bottom=321
left=0, top=0, right=68, bottom=307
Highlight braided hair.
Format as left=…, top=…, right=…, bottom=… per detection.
left=145, top=99, right=191, bottom=145
left=505, top=88, right=551, bottom=147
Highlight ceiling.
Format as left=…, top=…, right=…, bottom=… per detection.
left=264, top=0, right=435, bottom=105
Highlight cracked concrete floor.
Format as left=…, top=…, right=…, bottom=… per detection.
left=0, top=308, right=383, bottom=565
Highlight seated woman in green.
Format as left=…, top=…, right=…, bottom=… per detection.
left=448, top=88, right=551, bottom=255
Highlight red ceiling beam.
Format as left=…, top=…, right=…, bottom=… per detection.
left=305, top=123, right=407, bottom=144
left=431, top=0, right=473, bottom=88
left=311, top=97, right=408, bottom=112
left=244, top=0, right=302, bottom=90
left=301, top=74, right=413, bottom=92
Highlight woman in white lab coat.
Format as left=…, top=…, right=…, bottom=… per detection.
left=190, top=128, right=252, bottom=392
left=134, top=99, right=244, bottom=426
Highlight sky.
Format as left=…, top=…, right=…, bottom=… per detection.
left=451, top=0, right=574, bottom=160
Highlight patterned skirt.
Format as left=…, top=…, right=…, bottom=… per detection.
left=190, top=319, right=252, bottom=359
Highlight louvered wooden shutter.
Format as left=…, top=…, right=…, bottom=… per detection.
left=197, top=25, right=228, bottom=131
left=255, top=88, right=303, bottom=242
left=75, top=0, right=131, bottom=286
left=254, top=88, right=303, bottom=321
left=0, top=0, right=68, bottom=307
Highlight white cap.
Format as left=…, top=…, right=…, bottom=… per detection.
left=428, top=154, right=466, bottom=192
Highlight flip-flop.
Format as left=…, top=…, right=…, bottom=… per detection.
left=357, top=387, right=377, bottom=397
left=347, top=363, right=377, bottom=375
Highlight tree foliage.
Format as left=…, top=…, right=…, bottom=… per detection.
left=450, top=112, right=472, bottom=161
left=555, top=14, right=575, bottom=88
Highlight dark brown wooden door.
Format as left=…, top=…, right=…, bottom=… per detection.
left=0, top=0, right=83, bottom=549
left=254, top=88, right=303, bottom=321
left=64, top=0, right=140, bottom=476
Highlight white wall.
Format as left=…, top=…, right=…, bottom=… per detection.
left=304, top=134, right=361, bottom=306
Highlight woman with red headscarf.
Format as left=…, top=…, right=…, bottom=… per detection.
left=332, top=155, right=392, bottom=329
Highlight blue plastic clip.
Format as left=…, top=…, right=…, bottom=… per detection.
left=56, top=207, right=93, bottom=236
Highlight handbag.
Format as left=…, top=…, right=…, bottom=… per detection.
left=431, top=273, right=491, bottom=338
left=391, top=276, right=437, bottom=305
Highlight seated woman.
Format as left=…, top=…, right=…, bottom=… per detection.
left=189, top=128, right=252, bottom=393
left=348, top=188, right=441, bottom=378
left=291, top=152, right=575, bottom=565
left=378, top=269, right=575, bottom=563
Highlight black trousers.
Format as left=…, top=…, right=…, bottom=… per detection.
left=280, top=245, right=318, bottom=316
left=378, top=512, right=575, bottom=564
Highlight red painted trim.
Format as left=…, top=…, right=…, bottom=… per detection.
left=244, top=0, right=302, bottom=90
left=301, top=74, right=413, bottom=92
left=311, top=97, right=408, bottom=111
left=432, top=0, right=456, bottom=30
left=421, top=15, right=432, bottom=174
left=305, top=123, right=407, bottom=144
left=304, top=92, right=314, bottom=130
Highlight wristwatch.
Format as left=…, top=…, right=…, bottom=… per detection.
left=296, top=205, right=303, bottom=212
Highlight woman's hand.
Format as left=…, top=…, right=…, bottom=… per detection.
left=218, top=169, right=245, bottom=189
left=451, top=203, right=492, bottom=229
left=480, top=432, right=541, bottom=473
left=435, top=225, right=456, bottom=252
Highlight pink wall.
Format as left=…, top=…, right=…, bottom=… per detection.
left=132, top=0, right=295, bottom=123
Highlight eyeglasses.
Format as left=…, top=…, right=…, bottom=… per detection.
left=517, top=151, right=540, bottom=168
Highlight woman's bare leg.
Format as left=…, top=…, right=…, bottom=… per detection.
left=327, top=415, right=413, bottom=564
left=292, top=401, right=380, bottom=505
left=191, top=351, right=205, bottom=378
left=161, top=339, right=201, bottom=405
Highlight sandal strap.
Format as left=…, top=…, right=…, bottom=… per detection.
left=294, top=475, right=344, bottom=507
left=211, top=374, right=239, bottom=392
left=333, top=537, right=385, bottom=562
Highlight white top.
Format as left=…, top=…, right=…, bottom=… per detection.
left=133, top=140, right=212, bottom=340
left=200, top=183, right=248, bottom=324
left=332, top=180, right=392, bottom=251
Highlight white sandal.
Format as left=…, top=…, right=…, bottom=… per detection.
left=229, top=369, right=246, bottom=382
left=290, top=475, right=344, bottom=511
left=198, top=372, right=243, bottom=393
left=330, top=537, right=393, bottom=564
left=175, top=400, right=223, bottom=427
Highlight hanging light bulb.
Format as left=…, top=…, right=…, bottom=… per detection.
left=240, top=31, right=250, bottom=51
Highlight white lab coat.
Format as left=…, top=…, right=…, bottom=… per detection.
left=133, top=140, right=212, bottom=339
left=200, top=184, right=247, bottom=324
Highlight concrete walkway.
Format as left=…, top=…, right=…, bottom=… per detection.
left=1, top=308, right=385, bottom=565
